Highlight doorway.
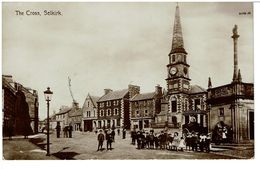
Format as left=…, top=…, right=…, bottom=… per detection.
left=249, top=111, right=254, bottom=139
left=84, top=120, right=93, bottom=131
left=139, top=120, right=143, bottom=130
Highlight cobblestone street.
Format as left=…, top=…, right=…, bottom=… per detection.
left=23, top=131, right=252, bottom=160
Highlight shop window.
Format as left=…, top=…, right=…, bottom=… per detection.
left=144, top=120, right=149, bottom=128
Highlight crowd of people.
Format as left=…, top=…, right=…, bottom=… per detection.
left=55, top=123, right=73, bottom=138
left=130, top=130, right=212, bottom=153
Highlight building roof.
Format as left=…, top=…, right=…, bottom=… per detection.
left=130, top=92, right=155, bottom=101
left=2, top=75, right=16, bottom=94
left=90, top=95, right=100, bottom=107
left=82, top=94, right=100, bottom=109
left=56, top=107, right=72, bottom=115
left=98, top=89, right=128, bottom=102
left=190, top=85, right=206, bottom=94
left=69, top=108, right=83, bottom=117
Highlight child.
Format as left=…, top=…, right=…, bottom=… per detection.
left=178, top=137, right=186, bottom=151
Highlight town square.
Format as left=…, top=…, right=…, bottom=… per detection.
left=2, top=2, right=254, bottom=160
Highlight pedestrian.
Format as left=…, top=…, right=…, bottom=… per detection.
left=178, top=137, right=186, bottom=151
left=63, top=126, right=68, bottom=138
left=117, top=128, right=120, bottom=136
left=199, top=133, right=207, bottom=152
left=55, top=122, right=61, bottom=138
left=111, top=129, right=115, bottom=142
left=172, top=132, right=180, bottom=151
left=185, top=133, right=192, bottom=151
left=191, top=132, right=198, bottom=152
left=131, top=130, right=137, bottom=145
left=145, top=132, right=151, bottom=149
left=222, top=126, right=228, bottom=143
left=149, top=132, right=155, bottom=149
left=136, top=131, right=142, bottom=149
left=205, top=133, right=211, bottom=153
left=97, top=129, right=105, bottom=151
left=159, top=131, right=166, bottom=150
left=154, top=134, right=159, bottom=149
left=141, top=131, right=146, bottom=149
left=122, top=128, right=126, bottom=139
left=106, top=129, right=113, bottom=150
left=68, top=124, right=73, bottom=138
left=167, top=134, right=173, bottom=150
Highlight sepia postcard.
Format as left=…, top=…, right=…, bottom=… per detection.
left=2, top=2, right=254, bottom=160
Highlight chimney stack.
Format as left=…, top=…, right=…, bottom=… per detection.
left=128, top=84, right=140, bottom=98
left=104, top=89, right=113, bottom=95
left=155, top=85, right=162, bottom=96
left=208, top=77, right=212, bottom=89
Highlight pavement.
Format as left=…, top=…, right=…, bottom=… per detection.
left=3, top=135, right=58, bottom=160
left=2, top=131, right=254, bottom=160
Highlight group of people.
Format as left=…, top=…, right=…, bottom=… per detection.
left=130, top=130, right=211, bottom=152
left=55, top=123, right=73, bottom=138
left=185, top=132, right=211, bottom=152
left=97, top=129, right=116, bottom=151
left=213, top=122, right=233, bottom=144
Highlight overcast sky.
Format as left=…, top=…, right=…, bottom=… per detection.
left=2, top=2, right=253, bottom=120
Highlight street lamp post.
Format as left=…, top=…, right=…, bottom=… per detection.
left=44, top=87, right=53, bottom=156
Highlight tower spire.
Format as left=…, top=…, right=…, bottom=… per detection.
left=170, top=3, right=187, bottom=54
left=232, top=24, right=240, bottom=83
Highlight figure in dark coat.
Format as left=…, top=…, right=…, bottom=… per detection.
left=56, top=122, right=61, bottom=138
left=111, top=129, right=115, bottom=142
left=97, top=130, right=105, bottom=151
left=122, top=128, right=126, bottom=139
left=68, top=125, right=73, bottom=138
left=106, top=130, right=113, bottom=150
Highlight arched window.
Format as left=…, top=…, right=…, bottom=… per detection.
left=170, top=96, right=177, bottom=112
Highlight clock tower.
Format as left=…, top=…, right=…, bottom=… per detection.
left=166, top=4, right=190, bottom=95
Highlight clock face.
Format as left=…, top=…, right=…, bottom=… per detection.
left=170, top=67, right=177, bottom=75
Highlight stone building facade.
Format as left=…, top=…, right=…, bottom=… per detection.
left=130, top=85, right=162, bottom=130
left=96, top=85, right=140, bottom=130
left=68, top=102, right=82, bottom=131
left=55, top=106, right=71, bottom=130
left=207, top=25, right=254, bottom=143
left=2, top=75, right=39, bottom=136
left=82, top=94, right=100, bottom=131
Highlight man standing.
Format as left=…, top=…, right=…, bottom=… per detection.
left=111, top=129, right=115, bottom=142
left=68, top=124, right=73, bottom=138
left=97, top=130, right=105, bottom=151
left=122, top=128, right=126, bottom=139
left=117, top=128, right=120, bottom=136
left=55, top=122, right=61, bottom=138
left=106, top=129, right=113, bottom=150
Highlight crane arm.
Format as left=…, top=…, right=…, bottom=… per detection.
left=68, top=76, right=76, bottom=102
